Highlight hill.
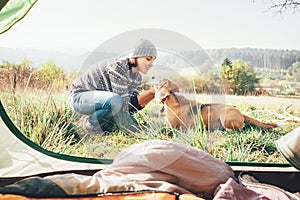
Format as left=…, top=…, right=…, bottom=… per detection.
left=0, top=47, right=299, bottom=73
left=0, top=47, right=89, bottom=72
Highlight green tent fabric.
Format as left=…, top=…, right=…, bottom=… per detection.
left=0, top=99, right=109, bottom=177
left=0, top=0, right=37, bottom=34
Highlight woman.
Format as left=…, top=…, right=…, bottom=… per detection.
left=69, top=39, right=157, bottom=134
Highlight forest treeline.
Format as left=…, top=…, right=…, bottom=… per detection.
left=156, top=48, right=300, bottom=73
left=207, top=48, right=300, bottom=70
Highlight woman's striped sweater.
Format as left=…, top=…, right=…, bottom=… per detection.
left=71, top=58, right=142, bottom=110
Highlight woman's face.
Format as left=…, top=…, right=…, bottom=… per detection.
left=135, top=56, right=156, bottom=74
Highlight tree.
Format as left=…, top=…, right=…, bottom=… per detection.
left=205, top=71, right=222, bottom=94
left=37, top=60, right=65, bottom=88
left=221, top=58, right=259, bottom=95
left=220, top=58, right=234, bottom=94
left=255, top=0, right=300, bottom=14
left=287, top=61, right=300, bottom=81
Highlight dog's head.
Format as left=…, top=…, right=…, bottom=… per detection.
left=154, top=79, right=180, bottom=101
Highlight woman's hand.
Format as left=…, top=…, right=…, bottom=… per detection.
left=137, top=88, right=155, bottom=108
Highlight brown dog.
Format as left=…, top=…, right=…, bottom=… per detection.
left=154, top=79, right=278, bottom=131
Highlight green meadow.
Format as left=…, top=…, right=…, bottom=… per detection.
left=1, top=90, right=299, bottom=163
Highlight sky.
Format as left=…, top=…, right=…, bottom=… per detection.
left=0, top=0, right=299, bottom=51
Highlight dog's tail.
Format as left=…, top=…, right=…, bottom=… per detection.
left=243, top=115, right=278, bottom=129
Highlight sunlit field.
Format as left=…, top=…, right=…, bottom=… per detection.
left=1, top=90, right=299, bottom=163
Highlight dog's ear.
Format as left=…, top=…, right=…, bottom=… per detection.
left=163, top=79, right=179, bottom=93
left=170, top=84, right=180, bottom=93
left=156, top=79, right=180, bottom=94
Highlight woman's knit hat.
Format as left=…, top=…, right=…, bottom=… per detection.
left=131, top=39, right=157, bottom=58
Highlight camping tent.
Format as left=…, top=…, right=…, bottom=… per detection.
left=1, top=1, right=300, bottom=199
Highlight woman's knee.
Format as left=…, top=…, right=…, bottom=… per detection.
left=110, top=94, right=123, bottom=114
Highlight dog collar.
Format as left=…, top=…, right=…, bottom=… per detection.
left=160, top=104, right=165, bottom=113
left=160, top=98, right=166, bottom=113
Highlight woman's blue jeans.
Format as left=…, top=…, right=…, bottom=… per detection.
left=69, top=90, right=136, bottom=131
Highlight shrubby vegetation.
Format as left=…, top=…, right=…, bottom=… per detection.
left=1, top=56, right=300, bottom=96
left=0, top=58, right=78, bottom=92
left=2, top=54, right=300, bottom=99
left=287, top=61, right=300, bottom=81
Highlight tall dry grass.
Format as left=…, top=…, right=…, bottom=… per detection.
left=1, top=90, right=299, bottom=163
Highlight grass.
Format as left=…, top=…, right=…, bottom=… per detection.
left=1, top=89, right=299, bottom=163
